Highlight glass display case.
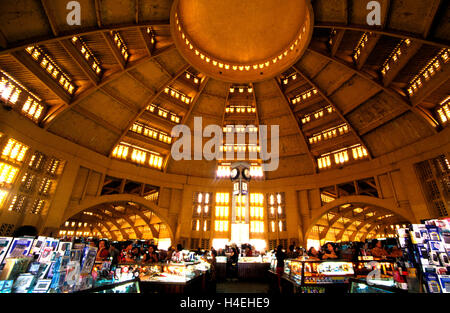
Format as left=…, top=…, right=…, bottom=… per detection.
left=353, top=260, right=395, bottom=287
left=303, top=261, right=354, bottom=284
left=77, top=279, right=140, bottom=293
left=238, top=256, right=271, bottom=263
left=349, top=278, right=401, bottom=293
left=115, top=262, right=203, bottom=283
left=282, top=260, right=354, bottom=285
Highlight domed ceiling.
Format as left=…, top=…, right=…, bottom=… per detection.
left=0, top=0, right=448, bottom=180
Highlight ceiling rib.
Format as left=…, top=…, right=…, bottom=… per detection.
left=164, top=76, right=210, bottom=172
left=0, top=22, right=170, bottom=57
left=101, top=32, right=126, bottom=70
left=105, top=205, right=142, bottom=238
left=314, top=24, right=450, bottom=48
left=422, top=0, right=443, bottom=39
left=292, top=66, right=373, bottom=159
left=273, top=78, right=318, bottom=173
left=95, top=0, right=103, bottom=28
left=306, top=48, right=438, bottom=133
left=109, top=64, right=190, bottom=157
left=40, top=0, right=59, bottom=37
left=59, top=39, right=100, bottom=85
left=43, top=45, right=176, bottom=129
left=10, top=50, right=72, bottom=104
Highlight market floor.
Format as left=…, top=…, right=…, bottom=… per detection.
left=216, top=280, right=270, bottom=293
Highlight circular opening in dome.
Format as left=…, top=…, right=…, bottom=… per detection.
left=170, top=0, right=314, bottom=83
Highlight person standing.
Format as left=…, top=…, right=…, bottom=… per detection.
left=275, top=245, right=287, bottom=293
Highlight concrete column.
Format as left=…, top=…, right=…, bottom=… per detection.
left=41, top=159, right=81, bottom=234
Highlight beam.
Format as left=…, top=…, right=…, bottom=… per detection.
left=0, top=30, right=7, bottom=49
left=354, top=34, right=381, bottom=70
left=314, top=24, right=450, bottom=48
left=94, top=0, right=102, bottom=28
left=93, top=208, right=129, bottom=239
left=292, top=66, right=373, bottom=160
left=381, top=41, right=422, bottom=87
left=307, top=48, right=438, bottom=133
left=40, top=0, right=59, bottom=37
left=423, top=0, right=442, bottom=39
left=10, top=50, right=71, bottom=104
left=273, top=78, right=318, bottom=173
left=124, top=204, right=159, bottom=239
left=138, top=27, right=154, bottom=56
left=410, top=63, right=450, bottom=107
left=104, top=205, right=142, bottom=238
left=59, top=39, right=100, bottom=85
left=109, top=64, right=190, bottom=156
left=135, top=0, right=140, bottom=24
left=330, top=30, right=345, bottom=57
left=163, top=76, right=210, bottom=172
left=79, top=216, right=117, bottom=240
left=0, top=22, right=170, bottom=57
left=43, top=45, right=176, bottom=129
left=101, top=31, right=126, bottom=70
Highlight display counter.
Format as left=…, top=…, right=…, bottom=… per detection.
left=76, top=278, right=140, bottom=293
left=216, top=256, right=271, bottom=281
left=269, top=258, right=401, bottom=294
left=349, top=278, right=407, bottom=293
left=111, top=261, right=210, bottom=294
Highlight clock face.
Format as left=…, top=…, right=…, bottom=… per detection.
left=243, top=168, right=251, bottom=180
left=230, top=168, right=239, bottom=179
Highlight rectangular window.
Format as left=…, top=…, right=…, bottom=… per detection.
left=267, top=192, right=286, bottom=233
left=249, top=193, right=264, bottom=233
left=215, top=192, right=229, bottom=232
left=28, top=152, right=46, bottom=171
left=1, top=138, right=29, bottom=164
left=8, top=194, right=28, bottom=213
left=0, top=162, right=19, bottom=187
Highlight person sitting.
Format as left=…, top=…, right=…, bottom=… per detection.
left=96, top=240, right=110, bottom=261
left=321, top=243, right=338, bottom=259
left=307, top=247, right=321, bottom=260
left=370, top=239, right=389, bottom=258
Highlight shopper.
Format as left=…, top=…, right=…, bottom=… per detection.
left=172, top=244, right=184, bottom=262
left=96, top=240, right=110, bottom=261
left=322, top=243, right=338, bottom=259
left=389, top=246, right=403, bottom=258
left=275, top=245, right=286, bottom=293
left=207, top=249, right=217, bottom=293
left=286, top=245, right=295, bottom=259
left=109, top=243, right=120, bottom=265
left=166, top=246, right=174, bottom=261
left=371, top=239, right=389, bottom=258
left=227, top=247, right=239, bottom=281
left=143, top=245, right=159, bottom=263
left=119, top=242, right=134, bottom=263
left=307, top=247, right=321, bottom=260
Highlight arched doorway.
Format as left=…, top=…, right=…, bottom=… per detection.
left=60, top=195, right=175, bottom=249
left=304, top=199, right=412, bottom=247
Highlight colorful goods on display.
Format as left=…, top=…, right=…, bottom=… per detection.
left=396, top=218, right=450, bottom=293
left=0, top=236, right=98, bottom=293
